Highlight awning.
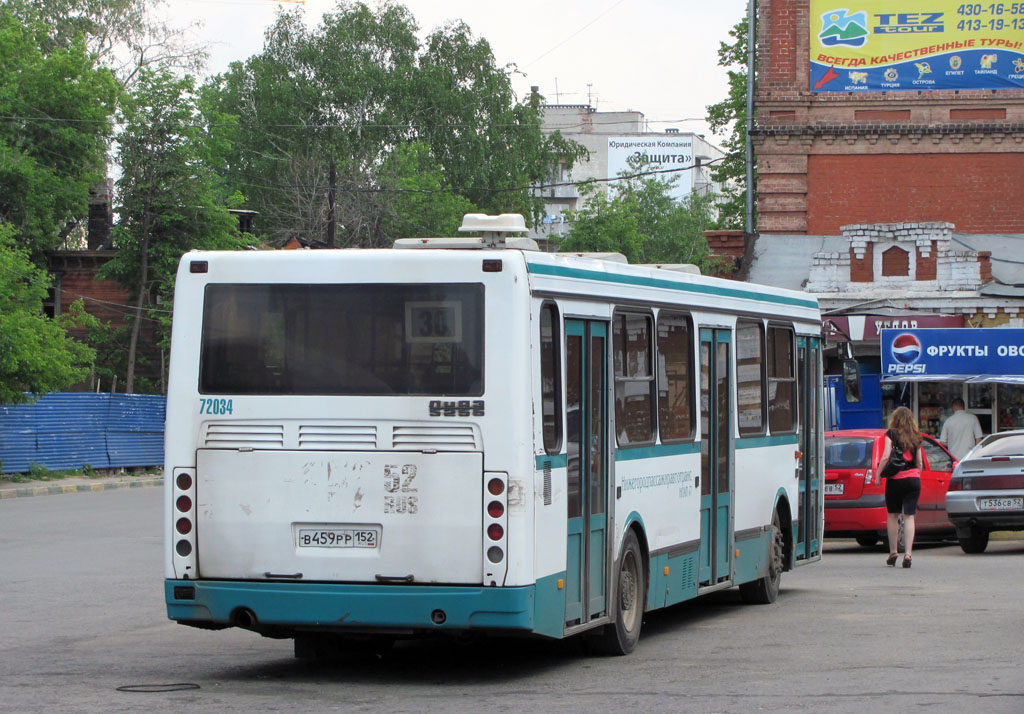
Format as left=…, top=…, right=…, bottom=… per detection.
left=882, top=374, right=1024, bottom=384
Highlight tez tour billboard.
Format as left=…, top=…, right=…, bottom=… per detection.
left=810, top=0, right=1024, bottom=91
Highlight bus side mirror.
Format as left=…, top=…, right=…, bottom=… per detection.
left=842, top=359, right=861, bottom=403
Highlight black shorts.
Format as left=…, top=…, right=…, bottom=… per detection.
left=885, top=476, right=922, bottom=516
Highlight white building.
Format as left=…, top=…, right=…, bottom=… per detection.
left=534, top=98, right=727, bottom=243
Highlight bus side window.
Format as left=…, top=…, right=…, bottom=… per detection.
left=540, top=303, right=562, bottom=454
left=767, top=324, right=796, bottom=434
left=657, top=311, right=694, bottom=442
left=614, top=311, right=655, bottom=447
left=736, top=319, right=766, bottom=437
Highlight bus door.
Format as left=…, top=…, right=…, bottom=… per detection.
left=564, top=319, right=609, bottom=626
left=795, top=336, right=822, bottom=561
left=699, top=328, right=733, bottom=586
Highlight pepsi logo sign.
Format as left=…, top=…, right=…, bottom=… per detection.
left=891, top=333, right=922, bottom=364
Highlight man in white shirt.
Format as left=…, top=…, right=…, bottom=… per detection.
left=939, top=398, right=983, bottom=460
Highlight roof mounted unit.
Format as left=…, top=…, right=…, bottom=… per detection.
left=393, top=214, right=539, bottom=251
left=554, top=252, right=628, bottom=264
left=639, top=263, right=701, bottom=275
left=458, top=213, right=528, bottom=247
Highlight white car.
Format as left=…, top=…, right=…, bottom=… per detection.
left=945, top=430, right=1024, bottom=553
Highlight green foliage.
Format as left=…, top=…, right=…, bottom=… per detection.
left=98, top=68, right=250, bottom=392
left=29, top=462, right=53, bottom=480
left=557, top=166, right=717, bottom=269
left=101, top=69, right=248, bottom=302
left=204, top=1, right=586, bottom=246
left=378, top=142, right=476, bottom=239
left=0, top=8, right=118, bottom=256
left=706, top=17, right=751, bottom=230
left=5, top=0, right=206, bottom=88
left=0, top=226, right=97, bottom=404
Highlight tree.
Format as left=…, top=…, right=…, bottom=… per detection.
left=0, top=8, right=118, bottom=256
left=0, top=225, right=96, bottom=404
left=706, top=17, right=750, bottom=230
left=99, top=68, right=250, bottom=393
left=556, top=164, right=718, bottom=269
left=6, top=0, right=206, bottom=89
left=204, top=1, right=585, bottom=247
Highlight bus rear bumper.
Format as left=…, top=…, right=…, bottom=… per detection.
left=165, top=579, right=539, bottom=633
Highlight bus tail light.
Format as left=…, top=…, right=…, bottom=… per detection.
left=172, top=468, right=197, bottom=576
left=483, top=472, right=508, bottom=586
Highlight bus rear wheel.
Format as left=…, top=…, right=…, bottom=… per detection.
left=594, top=530, right=645, bottom=656
left=740, top=511, right=783, bottom=604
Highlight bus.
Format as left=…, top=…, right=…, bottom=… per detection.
left=164, top=214, right=823, bottom=657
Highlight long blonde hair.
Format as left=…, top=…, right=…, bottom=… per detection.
left=888, top=406, right=922, bottom=453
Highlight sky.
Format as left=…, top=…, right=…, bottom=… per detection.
left=180, top=0, right=748, bottom=143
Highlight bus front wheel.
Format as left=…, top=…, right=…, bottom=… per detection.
left=595, top=529, right=645, bottom=656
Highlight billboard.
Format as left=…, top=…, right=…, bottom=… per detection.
left=810, top=0, right=1024, bottom=92
left=880, top=328, right=1024, bottom=381
left=607, top=136, right=694, bottom=199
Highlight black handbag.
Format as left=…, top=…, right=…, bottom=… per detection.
left=880, top=430, right=909, bottom=479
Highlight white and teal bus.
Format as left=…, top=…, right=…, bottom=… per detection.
left=164, top=214, right=823, bottom=656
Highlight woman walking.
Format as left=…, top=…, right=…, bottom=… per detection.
left=880, top=406, right=924, bottom=568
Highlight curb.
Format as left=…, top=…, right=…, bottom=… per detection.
left=0, top=477, right=164, bottom=500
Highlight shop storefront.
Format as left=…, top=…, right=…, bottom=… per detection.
left=879, top=328, right=1024, bottom=438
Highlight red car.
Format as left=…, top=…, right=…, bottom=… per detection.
left=824, top=429, right=958, bottom=548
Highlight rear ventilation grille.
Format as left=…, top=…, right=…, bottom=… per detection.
left=299, top=425, right=377, bottom=449
left=203, top=423, right=285, bottom=448
left=201, top=421, right=479, bottom=451
left=392, top=425, right=479, bottom=451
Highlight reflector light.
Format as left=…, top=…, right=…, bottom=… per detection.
left=487, top=478, right=505, bottom=496
left=487, top=500, right=504, bottom=518
left=176, top=495, right=192, bottom=512
left=176, top=540, right=193, bottom=557
left=176, top=517, right=192, bottom=535
left=176, top=473, right=193, bottom=490
left=487, top=523, right=504, bottom=541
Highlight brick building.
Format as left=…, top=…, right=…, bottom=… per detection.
left=707, top=219, right=1024, bottom=433
left=753, top=0, right=1024, bottom=234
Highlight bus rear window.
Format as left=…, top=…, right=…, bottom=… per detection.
left=199, top=283, right=484, bottom=396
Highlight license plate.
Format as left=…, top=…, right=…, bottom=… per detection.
left=825, top=483, right=844, bottom=496
left=978, top=497, right=1024, bottom=511
left=297, top=525, right=381, bottom=548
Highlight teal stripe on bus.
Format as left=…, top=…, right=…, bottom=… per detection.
left=535, top=453, right=568, bottom=470
left=736, top=434, right=800, bottom=449
left=535, top=438, right=796, bottom=469
left=615, top=442, right=701, bottom=461
left=525, top=262, right=819, bottom=310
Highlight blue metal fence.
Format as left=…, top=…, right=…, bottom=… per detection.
left=0, top=393, right=165, bottom=473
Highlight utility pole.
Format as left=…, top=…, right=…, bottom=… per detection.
left=745, top=0, right=757, bottom=235
left=327, top=158, right=337, bottom=247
